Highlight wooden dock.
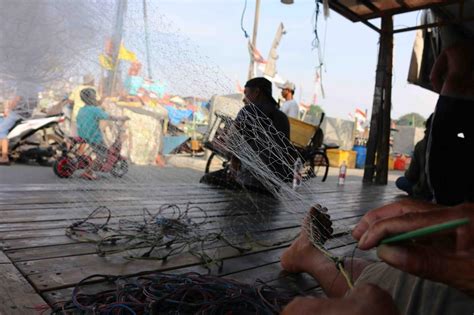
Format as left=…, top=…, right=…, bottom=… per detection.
left=0, top=180, right=402, bottom=314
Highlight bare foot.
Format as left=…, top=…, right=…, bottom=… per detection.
left=280, top=205, right=333, bottom=273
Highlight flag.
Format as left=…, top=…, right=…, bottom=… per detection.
left=99, top=54, right=114, bottom=70
left=353, top=108, right=368, bottom=132
left=355, top=108, right=367, bottom=121
left=248, top=41, right=266, bottom=64
left=236, top=81, right=244, bottom=93
left=118, top=43, right=137, bottom=62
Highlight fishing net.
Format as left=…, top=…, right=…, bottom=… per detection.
left=0, top=1, right=357, bottom=311
left=45, top=272, right=295, bottom=314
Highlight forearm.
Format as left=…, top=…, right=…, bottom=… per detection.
left=108, top=115, right=128, bottom=121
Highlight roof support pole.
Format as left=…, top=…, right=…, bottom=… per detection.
left=363, top=15, right=393, bottom=184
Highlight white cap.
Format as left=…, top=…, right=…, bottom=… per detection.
left=277, top=80, right=296, bottom=91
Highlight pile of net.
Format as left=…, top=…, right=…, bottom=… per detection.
left=48, top=272, right=295, bottom=314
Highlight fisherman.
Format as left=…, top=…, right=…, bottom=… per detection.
left=277, top=80, right=299, bottom=119
left=200, top=77, right=296, bottom=193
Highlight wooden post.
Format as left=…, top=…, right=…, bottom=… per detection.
left=247, top=0, right=261, bottom=80
left=363, top=15, right=393, bottom=184
left=104, top=0, right=127, bottom=96
left=375, top=16, right=394, bottom=184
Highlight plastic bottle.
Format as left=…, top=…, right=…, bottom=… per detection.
left=293, top=157, right=303, bottom=189
left=338, top=161, right=347, bottom=185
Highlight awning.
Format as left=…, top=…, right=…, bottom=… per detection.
left=329, top=0, right=474, bottom=34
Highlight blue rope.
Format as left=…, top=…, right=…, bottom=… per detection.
left=241, top=0, right=250, bottom=38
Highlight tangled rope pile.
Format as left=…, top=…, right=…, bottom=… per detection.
left=49, top=272, right=295, bottom=314
left=66, top=204, right=296, bottom=270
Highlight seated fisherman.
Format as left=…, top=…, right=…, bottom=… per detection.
left=395, top=114, right=433, bottom=200
left=76, top=88, right=128, bottom=180
left=200, top=77, right=297, bottom=194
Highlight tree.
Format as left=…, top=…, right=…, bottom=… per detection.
left=397, top=112, right=425, bottom=128
left=304, top=104, right=324, bottom=125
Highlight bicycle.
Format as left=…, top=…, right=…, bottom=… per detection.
left=203, top=112, right=337, bottom=182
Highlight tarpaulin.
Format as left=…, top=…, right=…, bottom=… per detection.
left=164, top=105, right=193, bottom=125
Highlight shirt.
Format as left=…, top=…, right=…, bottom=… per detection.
left=235, top=103, right=296, bottom=182
left=280, top=100, right=299, bottom=119
left=69, top=85, right=100, bottom=123
left=77, top=105, right=109, bottom=144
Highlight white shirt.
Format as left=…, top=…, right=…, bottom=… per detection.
left=280, top=99, right=299, bottom=119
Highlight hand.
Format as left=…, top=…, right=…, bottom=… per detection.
left=281, top=284, right=399, bottom=315
left=357, top=203, right=474, bottom=297
left=352, top=199, right=443, bottom=241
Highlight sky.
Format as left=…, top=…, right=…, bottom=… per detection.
left=156, top=0, right=438, bottom=120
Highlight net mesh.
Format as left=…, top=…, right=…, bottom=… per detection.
left=0, top=0, right=356, bottom=299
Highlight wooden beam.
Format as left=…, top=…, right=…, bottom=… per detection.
left=395, top=0, right=409, bottom=8
left=329, top=1, right=381, bottom=32
left=360, top=0, right=462, bottom=20
left=363, top=15, right=394, bottom=184
left=359, top=0, right=381, bottom=12
left=393, top=15, right=474, bottom=33
left=375, top=16, right=394, bottom=185
left=363, top=46, right=385, bottom=182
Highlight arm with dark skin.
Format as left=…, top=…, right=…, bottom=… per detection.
left=430, top=50, right=448, bottom=94
left=355, top=202, right=474, bottom=297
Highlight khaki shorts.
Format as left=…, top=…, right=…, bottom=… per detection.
left=355, top=262, right=474, bottom=315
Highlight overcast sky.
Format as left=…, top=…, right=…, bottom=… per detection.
left=156, top=0, right=438, bottom=120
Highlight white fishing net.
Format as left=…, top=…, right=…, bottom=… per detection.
left=0, top=0, right=355, bottom=288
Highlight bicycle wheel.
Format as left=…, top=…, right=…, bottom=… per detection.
left=305, top=151, right=329, bottom=182
left=205, top=152, right=229, bottom=174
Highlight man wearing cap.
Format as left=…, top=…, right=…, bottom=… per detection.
left=201, top=77, right=296, bottom=194
left=68, top=75, right=100, bottom=136
left=278, top=81, right=299, bottom=119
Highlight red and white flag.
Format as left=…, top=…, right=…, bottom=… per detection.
left=248, top=41, right=267, bottom=64
left=355, top=108, right=367, bottom=121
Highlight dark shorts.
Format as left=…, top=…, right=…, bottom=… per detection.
left=427, top=96, right=474, bottom=205
left=200, top=167, right=273, bottom=195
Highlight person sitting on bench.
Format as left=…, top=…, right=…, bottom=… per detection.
left=200, top=77, right=296, bottom=194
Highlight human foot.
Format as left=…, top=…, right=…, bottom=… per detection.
left=280, top=204, right=333, bottom=273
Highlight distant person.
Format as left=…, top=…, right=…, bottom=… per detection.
left=0, top=97, right=20, bottom=165
left=69, top=75, right=99, bottom=136
left=200, top=77, right=296, bottom=193
left=76, top=88, right=128, bottom=180
left=395, top=114, right=433, bottom=200
left=0, top=96, right=29, bottom=165
left=277, top=81, right=299, bottom=119
left=429, top=39, right=474, bottom=205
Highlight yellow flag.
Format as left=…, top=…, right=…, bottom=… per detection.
left=118, top=43, right=137, bottom=62
left=99, top=54, right=114, bottom=70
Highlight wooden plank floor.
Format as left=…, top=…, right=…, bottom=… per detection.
left=0, top=179, right=403, bottom=313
